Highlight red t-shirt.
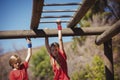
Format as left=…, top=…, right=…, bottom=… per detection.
left=51, top=49, right=70, bottom=80
left=9, top=61, right=28, bottom=80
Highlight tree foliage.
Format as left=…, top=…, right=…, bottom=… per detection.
left=71, top=69, right=88, bottom=80
left=30, top=47, right=53, bottom=80
left=71, top=36, right=86, bottom=54
left=85, top=55, right=105, bottom=80
left=71, top=55, right=105, bottom=80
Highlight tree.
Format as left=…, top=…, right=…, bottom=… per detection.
left=85, top=55, right=105, bottom=80
left=71, top=55, right=105, bottom=80
left=30, top=47, right=53, bottom=80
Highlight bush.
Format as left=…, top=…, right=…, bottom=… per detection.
left=30, top=47, right=53, bottom=80
left=71, top=55, right=105, bottom=80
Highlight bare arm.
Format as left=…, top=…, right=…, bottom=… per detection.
left=25, top=38, right=32, bottom=62
left=56, top=19, right=67, bottom=59
left=45, top=36, right=51, bottom=54
left=45, top=36, right=55, bottom=66
left=56, top=20, right=64, bottom=52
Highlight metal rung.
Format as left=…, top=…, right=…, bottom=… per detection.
left=40, top=20, right=69, bottom=23
left=41, top=15, right=73, bottom=18
left=42, top=9, right=77, bottom=13
left=44, top=2, right=82, bottom=6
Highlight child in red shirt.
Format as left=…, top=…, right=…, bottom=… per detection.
left=9, top=38, right=32, bottom=80
left=45, top=19, right=70, bottom=80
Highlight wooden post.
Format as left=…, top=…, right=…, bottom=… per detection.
left=104, top=39, right=114, bottom=80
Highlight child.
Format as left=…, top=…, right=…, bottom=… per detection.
left=45, top=19, right=70, bottom=80
left=9, top=38, right=32, bottom=80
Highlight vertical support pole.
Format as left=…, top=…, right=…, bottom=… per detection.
left=104, top=39, right=114, bottom=80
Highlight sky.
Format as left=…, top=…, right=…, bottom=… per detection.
left=0, top=0, right=81, bottom=54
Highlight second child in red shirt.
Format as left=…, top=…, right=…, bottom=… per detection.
left=45, top=19, right=70, bottom=80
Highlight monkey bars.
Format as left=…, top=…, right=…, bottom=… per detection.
left=1, top=0, right=119, bottom=80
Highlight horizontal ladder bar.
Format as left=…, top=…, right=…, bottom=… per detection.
left=41, top=15, right=73, bottom=18
left=42, top=9, right=77, bottom=13
left=0, top=27, right=108, bottom=39
left=44, top=2, right=82, bottom=6
left=40, top=20, right=70, bottom=23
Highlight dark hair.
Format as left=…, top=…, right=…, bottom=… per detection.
left=50, top=42, right=59, bottom=48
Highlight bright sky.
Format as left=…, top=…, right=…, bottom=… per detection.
left=0, top=0, right=81, bottom=54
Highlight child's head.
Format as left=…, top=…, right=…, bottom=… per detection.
left=50, top=42, right=59, bottom=57
left=9, top=55, right=22, bottom=69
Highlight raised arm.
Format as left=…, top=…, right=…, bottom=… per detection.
left=25, top=38, right=32, bottom=62
left=45, top=36, right=51, bottom=54
left=56, top=19, right=64, bottom=51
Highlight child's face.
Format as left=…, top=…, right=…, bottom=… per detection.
left=13, top=62, right=21, bottom=69
left=51, top=46, right=59, bottom=57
